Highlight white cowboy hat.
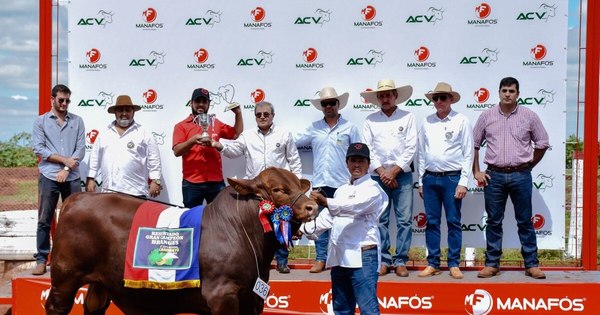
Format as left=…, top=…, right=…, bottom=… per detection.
left=424, top=82, right=461, bottom=104
left=310, top=87, right=349, bottom=111
left=360, top=79, right=413, bottom=106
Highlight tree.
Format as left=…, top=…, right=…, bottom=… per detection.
left=565, top=134, right=582, bottom=168
left=0, top=132, right=38, bottom=167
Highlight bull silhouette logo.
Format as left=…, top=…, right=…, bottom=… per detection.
left=152, top=132, right=166, bottom=145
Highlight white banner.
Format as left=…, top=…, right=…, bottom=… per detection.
left=66, top=1, right=567, bottom=249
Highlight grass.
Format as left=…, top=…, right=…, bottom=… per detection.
left=0, top=179, right=37, bottom=203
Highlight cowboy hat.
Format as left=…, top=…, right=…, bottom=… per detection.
left=310, top=87, right=349, bottom=111
left=424, top=82, right=461, bottom=104
left=360, top=79, right=413, bottom=106
left=107, top=95, right=142, bottom=113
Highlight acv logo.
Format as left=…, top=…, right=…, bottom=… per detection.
left=86, top=129, right=99, bottom=144
left=413, top=212, right=427, bottom=228
left=475, top=3, right=492, bottom=19
left=251, top=89, right=266, bottom=104
left=143, top=8, right=157, bottom=23
left=86, top=48, right=101, bottom=63
left=194, top=48, right=209, bottom=63
left=303, top=48, right=318, bottom=63
left=361, top=5, right=376, bottom=21
left=143, top=89, right=158, bottom=104
left=414, top=46, right=430, bottom=62
left=251, top=7, right=266, bottom=22
left=531, top=214, right=546, bottom=230
left=534, top=173, right=555, bottom=190
left=531, top=44, right=547, bottom=60
left=465, top=289, right=493, bottom=315
left=474, top=88, right=490, bottom=103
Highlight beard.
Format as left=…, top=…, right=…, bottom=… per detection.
left=117, top=119, right=133, bottom=128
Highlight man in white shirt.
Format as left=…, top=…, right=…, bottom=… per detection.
left=295, top=87, right=361, bottom=273
left=86, top=95, right=162, bottom=197
left=361, top=79, right=416, bottom=277
left=416, top=82, right=473, bottom=279
left=211, top=101, right=302, bottom=273
left=301, top=143, right=388, bottom=315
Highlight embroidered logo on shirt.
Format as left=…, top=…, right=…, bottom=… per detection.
left=445, top=131, right=454, bottom=141
left=127, top=141, right=135, bottom=149
left=276, top=143, right=281, bottom=148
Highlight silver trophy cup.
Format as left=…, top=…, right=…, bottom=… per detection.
left=198, top=113, right=210, bottom=142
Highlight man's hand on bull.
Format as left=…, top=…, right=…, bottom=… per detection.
left=309, top=191, right=327, bottom=207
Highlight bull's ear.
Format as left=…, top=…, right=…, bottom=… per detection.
left=228, top=177, right=259, bottom=196
left=300, top=179, right=311, bottom=193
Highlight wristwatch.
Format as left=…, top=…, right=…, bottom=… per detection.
left=63, top=166, right=70, bottom=172
left=152, top=179, right=161, bottom=186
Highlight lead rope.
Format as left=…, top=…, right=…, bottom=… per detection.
left=236, top=193, right=262, bottom=280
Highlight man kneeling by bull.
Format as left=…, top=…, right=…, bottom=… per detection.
left=301, top=143, right=388, bottom=315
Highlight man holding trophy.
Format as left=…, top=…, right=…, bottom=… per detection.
left=172, top=87, right=243, bottom=208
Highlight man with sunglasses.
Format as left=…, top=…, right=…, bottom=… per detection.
left=172, top=88, right=243, bottom=208
left=473, top=77, right=549, bottom=280
left=210, top=101, right=302, bottom=273
left=416, top=82, right=473, bottom=279
left=32, top=84, right=85, bottom=275
left=294, top=87, right=361, bottom=273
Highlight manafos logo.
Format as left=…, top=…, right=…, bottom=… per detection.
left=459, top=48, right=499, bottom=66
left=532, top=213, right=552, bottom=236
left=129, top=51, right=166, bottom=68
left=412, top=212, right=427, bottom=233
left=251, top=89, right=266, bottom=104
left=187, top=48, right=215, bottom=71
left=407, top=46, right=436, bottom=70
left=346, top=49, right=384, bottom=67
left=466, top=88, right=495, bottom=111
left=136, top=7, right=163, bottom=29
left=465, top=289, right=493, bottom=315
left=319, top=289, right=335, bottom=314
left=517, top=88, right=555, bottom=107
left=517, top=3, right=557, bottom=21
left=352, top=88, right=378, bottom=111
left=294, top=9, right=332, bottom=26
left=185, top=10, right=222, bottom=26
left=406, top=7, right=444, bottom=24
left=354, top=5, right=382, bottom=28
left=78, top=91, right=114, bottom=108
left=77, top=10, right=114, bottom=27
left=141, top=89, right=164, bottom=111
left=296, top=48, right=324, bottom=70
left=86, top=129, right=99, bottom=145
left=237, top=50, right=274, bottom=68
left=244, top=6, right=272, bottom=28
left=523, top=44, right=554, bottom=67
left=79, top=48, right=107, bottom=71
left=468, top=3, right=498, bottom=26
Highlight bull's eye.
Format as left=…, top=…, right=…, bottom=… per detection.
left=272, top=188, right=287, bottom=195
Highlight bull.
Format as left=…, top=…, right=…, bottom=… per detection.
left=45, top=167, right=317, bottom=315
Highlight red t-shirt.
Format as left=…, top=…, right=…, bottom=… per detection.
left=172, top=115, right=237, bottom=183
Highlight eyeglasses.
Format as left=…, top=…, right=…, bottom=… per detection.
left=321, top=100, right=338, bottom=108
left=432, top=94, right=449, bottom=102
left=57, top=98, right=71, bottom=104
left=255, top=112, right=271, bottom=118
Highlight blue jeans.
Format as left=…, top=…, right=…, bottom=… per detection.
left=374, top=172, right=413, bottom=267
left=35, top=175, right=81, bottom=263
left=314, top=186, right=337, bottom=262
left=182, top=180, right=225, bottom=208
left=484, top=169, right=539, bottom=268
left=275, top=247, right=289, bottom=266
left=331, top=248, right=380, bottom=315
left=422, top=173, right=462, bottom=268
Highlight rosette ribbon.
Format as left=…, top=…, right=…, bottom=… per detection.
left=271, top=205, right=293, bottom=249
left=258, top=200, right=275, bottom=233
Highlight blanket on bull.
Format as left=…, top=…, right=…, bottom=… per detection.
left=124, top=201, right=204, bottom=290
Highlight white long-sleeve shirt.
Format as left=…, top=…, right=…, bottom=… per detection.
left=221, top=124, right=302, bottom=179
left=87, top=121, right=162, bottom=196
left=301, top=173, right=388, bottom=268
left=417, top=110, right=474, bottom=187
left=362, top=107, right=417, bottom=175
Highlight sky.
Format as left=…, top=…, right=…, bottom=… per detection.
left=0, top=0, right=592, bottom=141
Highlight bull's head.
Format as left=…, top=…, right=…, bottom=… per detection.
left=228, top=167, right=317, bottom=222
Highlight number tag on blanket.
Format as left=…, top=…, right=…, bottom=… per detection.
left=253, top=277, right=270, bottom=299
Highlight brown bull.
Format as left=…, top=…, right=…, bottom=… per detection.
left=45, top=167, right=317, bottom=315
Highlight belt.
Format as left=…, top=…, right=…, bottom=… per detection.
left=361, top=244, right=377, bottom=251
left=487, top=163, right=531, bottom=173
left=425, top=170, right=461, bottom=177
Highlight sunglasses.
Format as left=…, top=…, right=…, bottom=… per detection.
left=57, top=98, right=71, bottom=104
left=321, top=100, right=338, bottom=108
left=432, top=94, right=449, bottom=102
left=255, top=112, right=271, bottom=118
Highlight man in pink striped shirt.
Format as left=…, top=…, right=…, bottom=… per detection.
left=472, top=77, right=549, bottom=280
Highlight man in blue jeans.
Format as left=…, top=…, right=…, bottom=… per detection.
left=472, top=77, right=549, bottom=279
left=361, top=79, right=416, bottom=277
left=301, top=143, right=388, bottom=314
left=32, top=84, right=86, bottom=275
left=416, top=82, right=473, bottom=279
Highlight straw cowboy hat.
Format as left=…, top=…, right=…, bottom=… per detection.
left=424, top=82, right=461, bottom=104
left=310, top=87, right=349, bottom=111
left=107, top=95, right=142, bottom=113
left=360, top=79, right=413, bottom=106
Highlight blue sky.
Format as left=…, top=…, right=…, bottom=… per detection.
left=0, top=0, right=590, bottom=141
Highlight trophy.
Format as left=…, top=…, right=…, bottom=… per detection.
left=198, top=113, right=210, bottom=142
